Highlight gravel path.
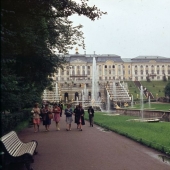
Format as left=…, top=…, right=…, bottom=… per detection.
left=16, top=114, right=170, bottom=170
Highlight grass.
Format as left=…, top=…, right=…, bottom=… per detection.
left=84, top=112, right=170, bottom=155
left=125, top=81, right=139, bottom=100
left=14, top=120, right=30, bottom=133
left=128, top=102, right=170, bottom=111
left=140, top=81, right=169, bottom=98
left=125, top=81, right=169, bottom=100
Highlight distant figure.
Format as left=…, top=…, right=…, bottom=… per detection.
left=88, top=106, right=94, bottom=127
left=77, top=103, right=85, bottom=131
left=74, top=105, right=79, bottom=129
left=65, top=104, right=73, bottom=131
left=59, top=102, right=63, bottom=117
left=31, top=103, right=40, bottom=132
left=42, top=104, right=51, bottom=131
left=53, top=104, right=61, bottom=131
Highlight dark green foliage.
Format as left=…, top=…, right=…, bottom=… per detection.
left=164, top=81, right=170, bottom=102
left=1, top=109, right=31, bottom=136
left=1, top=0, right=106, bottom=112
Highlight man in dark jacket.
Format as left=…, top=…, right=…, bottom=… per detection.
left=88, top=106, right=94, bottom=127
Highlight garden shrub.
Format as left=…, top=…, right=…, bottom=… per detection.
left=1, top=109, right=31, bottom=136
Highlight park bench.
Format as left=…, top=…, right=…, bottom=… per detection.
left=0, top=131, right=38, bottom=170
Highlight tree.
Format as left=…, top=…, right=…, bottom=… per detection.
left=164, top=81, right=170, bottom=102
left=1, top=0, right=106, bottom=112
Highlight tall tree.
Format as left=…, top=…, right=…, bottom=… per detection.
left=1, top=0, right=106, bottom=111
left=164, top=81, right=170, bottom=102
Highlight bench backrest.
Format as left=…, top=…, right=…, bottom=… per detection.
left=0, top=131, right=23, bottom=156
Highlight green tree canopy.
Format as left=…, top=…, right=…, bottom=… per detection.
left=164, top=81, right=170, bottom=102
left=1, top=0, right=106, bottom=112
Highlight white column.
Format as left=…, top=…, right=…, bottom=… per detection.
left=143, top=65, right=146, bottom=79
left=103, top=65, right=105, bottom=80
left=132, top=65, right=135, bottom=81
left=85, top=66, right=87, bottom=75
left=80, top=66, right=82, bottom=75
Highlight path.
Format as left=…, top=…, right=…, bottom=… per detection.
left=16, top=114, right=169, bottom=170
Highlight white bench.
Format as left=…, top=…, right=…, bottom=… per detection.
left=0, top=131, right=38, bottom=170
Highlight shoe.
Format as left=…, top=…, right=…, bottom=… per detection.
left=69, top=129, right=71, bottom=131
left=66, top=129, right=69, bottom=131
left=57, top=128, right=60, bottom=131
left=92, top=125, right=93, bottom=127
left=34, top=131, right=37, bottom=133
left=80, top=129, right=82, bottom=131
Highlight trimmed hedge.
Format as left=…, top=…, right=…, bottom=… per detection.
left=1, top=109, right=32, bottom=136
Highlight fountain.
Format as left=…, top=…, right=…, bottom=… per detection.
left=127, top=85, right=160, bottom=123
left=140, top=85, right=144, bottom=119
left=131, top=95, right=134, bottom=108
left=148, top=96, right=151, bottom=109
left=90, top=56, right=101, bottom=110
left=107, top=90, right=110, bottom=112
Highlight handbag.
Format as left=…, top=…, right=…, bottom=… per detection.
left=48, top=112, right=53, bottom=119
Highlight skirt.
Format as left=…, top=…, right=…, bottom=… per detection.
left=66, top=117, right=73, bottom=124
left=33, top=118, right=40, bottom=125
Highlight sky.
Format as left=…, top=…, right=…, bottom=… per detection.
left=68, top=0, right=170, bottom=58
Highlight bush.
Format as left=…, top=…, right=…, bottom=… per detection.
left=1, top=109, right=31, bottom=136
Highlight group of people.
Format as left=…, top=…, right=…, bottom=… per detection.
left=31, top=102, right=95, bottom=132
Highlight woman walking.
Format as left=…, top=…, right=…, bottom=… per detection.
left=42, top=104, right=52, bottom=131
left=65, top=104, right=73, bottom=131
left=74, top=105, right=79, bottom=129
left=53, top=104, right=61, bottom=130
left=88, top=106, right=94, bottom=127
left=31, top=103, right=40, bottom=132
left=77, top=103, right=85, bottom=131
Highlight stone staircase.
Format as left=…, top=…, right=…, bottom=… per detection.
left=42, top=83, right=61, bottom=102
left=106, top=81, right=131, bottom=102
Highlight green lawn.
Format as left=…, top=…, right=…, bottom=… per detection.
left=125, top=81, right=139, bottom=100
left=84, top=112, right=170, bottom=155
left=125, top=81, right=169, bottom=100
left=140, top=81, right=169, bottom=98
left=128, top=102, right=170, bottom=111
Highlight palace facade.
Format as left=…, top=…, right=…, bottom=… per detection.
left=54, top=54, right=170, bottom=82
left=43, top=53, right=170, bottom=104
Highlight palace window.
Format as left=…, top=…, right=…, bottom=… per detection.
left=112, top=65, right=115, bottom=68
left=157, top=70, right=159, bottom=74
left=105, top=65, right=107, bottom=68
left=88, top=66, right=90, bottom=69
left=128, top=65, right=130, bottom=68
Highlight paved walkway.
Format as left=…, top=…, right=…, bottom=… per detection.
left=15, top=114, right=169, bottom=170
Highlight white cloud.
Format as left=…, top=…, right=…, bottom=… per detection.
left=68, top=0, right=170, bottom=58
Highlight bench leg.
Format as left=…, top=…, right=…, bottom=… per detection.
left=25, top=162, right=33, bottom=170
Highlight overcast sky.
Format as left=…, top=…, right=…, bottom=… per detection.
left=68, top=0, right=170, bottom=58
